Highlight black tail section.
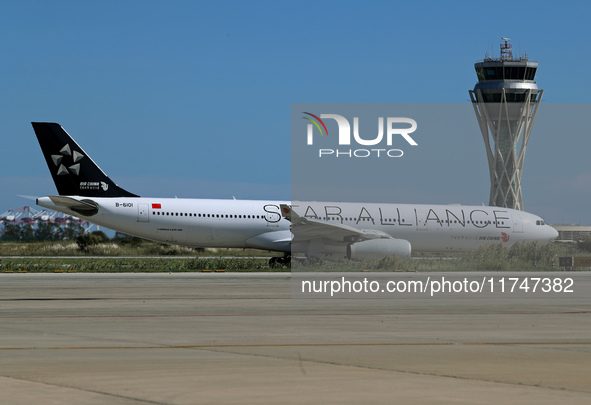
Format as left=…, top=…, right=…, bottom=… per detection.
left=32, top=122, right=139, bottom=197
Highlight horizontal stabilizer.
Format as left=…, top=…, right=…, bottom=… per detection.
left=17, top=195, right=39, bottom=201
left=49, top=195, right=99, bottom=216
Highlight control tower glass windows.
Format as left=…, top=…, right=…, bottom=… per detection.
left=477, top=65, right=535, bottom=81
left=504, top=66, right=526, bottom=80
left=476, top=67, right=485, bottom=81
left=504, top=93, right=527, bottom=102
left=479, top=91, right=538, bottom=103
left=481, top=93, right=501, bottom=103
left=525, top=67, right=537, bottom=80
left=483, top=67, right=503, bottom=80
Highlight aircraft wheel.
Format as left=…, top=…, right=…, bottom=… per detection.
left=278, top=254, right=291, bottom=266
left=269, top=255, right=290, bottom=268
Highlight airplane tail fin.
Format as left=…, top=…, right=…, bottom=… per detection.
left=32, top=122, right=139, bottom=197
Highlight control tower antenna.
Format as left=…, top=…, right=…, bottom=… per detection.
left=469, top=38, right=543, bottom=211
left=500, top=37, right=512, bottom=60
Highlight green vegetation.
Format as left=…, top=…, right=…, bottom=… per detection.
left=0, top=237, right=274, bottom=257
left=76, top=231, right=110, bottom=251
left=1, top=237, right=590, bottom=273
left=0, top=257, right=277, bottom=273
left=1, top=222, right=85, bottom=242
left=0, top=234, right=281, bottom=272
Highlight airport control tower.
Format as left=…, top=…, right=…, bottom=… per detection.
left=469, top=38, right=542, bottom=211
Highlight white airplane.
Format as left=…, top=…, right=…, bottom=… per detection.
left=32, top=122, right=558, bottom=266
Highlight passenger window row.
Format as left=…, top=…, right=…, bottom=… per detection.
left=321, top=217, right=505, bottom=225
left=153, top=211, right=263, bottom=219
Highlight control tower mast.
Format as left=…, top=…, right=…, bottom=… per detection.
left=469, top=38, right=543, bottom=211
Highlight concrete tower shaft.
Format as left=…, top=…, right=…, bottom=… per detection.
left=469, top=38, right=543, bottom=211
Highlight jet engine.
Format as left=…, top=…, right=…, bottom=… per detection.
left=346, top=238, right=411, bottom=261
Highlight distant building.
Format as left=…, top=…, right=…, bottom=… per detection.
left=552, top=225, right=591, bottom=241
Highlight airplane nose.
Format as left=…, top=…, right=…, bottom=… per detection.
left=549, top=226, right=559, bottom=240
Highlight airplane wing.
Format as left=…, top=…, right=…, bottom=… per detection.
left=280, top=204, right=411, bottom=259
left=280, top=204, right=391, bottom=243
left=245, top=229, right=291, bottom=253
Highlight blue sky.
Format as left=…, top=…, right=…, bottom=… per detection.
left=1, top=1, right=590, bottom=225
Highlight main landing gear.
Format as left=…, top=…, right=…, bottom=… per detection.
left=269, top=253, right=291, bottom=268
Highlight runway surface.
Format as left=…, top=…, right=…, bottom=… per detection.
left=1, top=272, right=590, bottom=404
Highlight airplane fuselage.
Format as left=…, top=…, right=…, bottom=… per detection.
left=37, top=196, right=557, bottom=255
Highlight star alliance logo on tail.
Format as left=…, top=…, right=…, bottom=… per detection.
left=51, top=143, right=85, bottom=176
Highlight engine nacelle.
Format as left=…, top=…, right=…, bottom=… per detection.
left=346, top=238, right=411, bottom=261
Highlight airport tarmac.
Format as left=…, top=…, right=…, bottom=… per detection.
left=1, top=272, right=590, bottom=404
